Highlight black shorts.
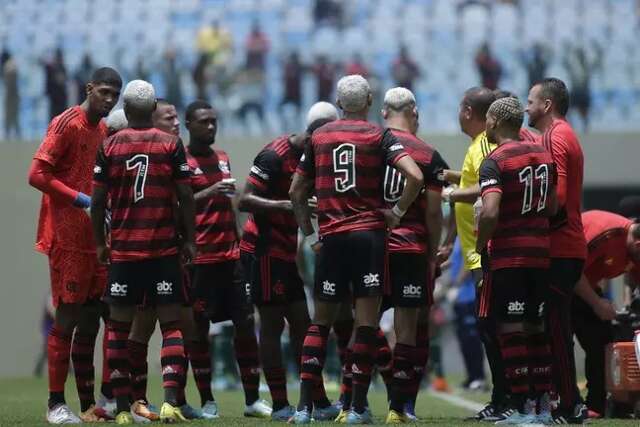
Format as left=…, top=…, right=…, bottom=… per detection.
left=478, top=267, right=549, bottom=323
left=549, top=258, right=585, bottom=299
left=241, top=252, right=306, bottom=306
left=105, top=255, right=186, bottom=306
left=387, top=253, right=431, bottom=308
left=190, top=260, right=253, bottom=323
left=315, top=229, right=388, bottom=303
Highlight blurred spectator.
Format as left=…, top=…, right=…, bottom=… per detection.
left=197, top=20, right=234, bottom=67
left=2, top=50, right=20, bottom=139
left=392, top=45, right=420, bottom=91
left=345, top=53, right=369, bottom=78
left=313, top=0, right=344, bottom=28
left=448, top=239, right=487, bottom=391
left=311, top=55, right=337, bottom=102
left=245, top=21, right=269, bottom=71
left=34, top=292, right=55, bottom=377
left=73, top=53, right=93, bottom=104
left=43, top=48, right=68, bottom=119
left=475, top=42, right=502, bottom=90
left=162, top=47, right=183, bottom=111
left=193, top=53, right=210, bottom=100
left=280, top=51, right=304, bottom=130
left=563, top=42, right=602, bottom=133
left=235, top=69, right=266, bottom=132
left=134, top=55, right=150, bottom=82
left=618, top=195, right=640, bottom=219
left=520, top=42, right=551, bottom=89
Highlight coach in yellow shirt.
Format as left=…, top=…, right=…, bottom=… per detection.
left=441, top=87, right=505, bottom=421
left=443, top=87, right=497, bottom=277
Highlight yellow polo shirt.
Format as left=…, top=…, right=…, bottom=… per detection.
left=454, top=131, right=496, bottom=270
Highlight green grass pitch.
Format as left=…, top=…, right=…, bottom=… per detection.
left=1, top=377, right=638, bottom=426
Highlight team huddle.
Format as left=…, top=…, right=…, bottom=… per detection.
left=28, top=65, right=640, bottom=425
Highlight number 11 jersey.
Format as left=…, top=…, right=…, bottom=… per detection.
left=93, top=127, right=191, bottom=262
left=296, top=119, right=408, bottom=237
left=479, top=140, right=556, bottom=271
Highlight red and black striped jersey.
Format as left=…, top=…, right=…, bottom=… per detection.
left=240, top=135, right=301, bottom=262
left=383, top=129, right=448, bottom=253
left=93, top=127, right=191, bottom=262
left=479, top=140, right=556, bottom=271
left=187, top=147, right=239, bottom=264
left=296, top=119, right=408, bottom=237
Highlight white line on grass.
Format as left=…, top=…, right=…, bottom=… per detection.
left=427, top=390, right=485, bottom=413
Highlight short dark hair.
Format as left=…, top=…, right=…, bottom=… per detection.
left=535, top=77, right=569, bottom=116
left=619, top=196, right=640, bottom=219
left=493, top=89, right=518, bottom=100
left=90, top=67, right=122, bottom=88
left=185, top=100, right=213, bottom=122
left=306, top=118, right=333, bottom=134
left=156, top=98, right=171, bottom=106
left=463, top=87, right=496, bottom=120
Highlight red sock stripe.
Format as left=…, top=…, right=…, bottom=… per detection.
left=264, top=367, right=288, bottom=406
left=106, top=321, right=132, bottom=399
left=234, top=335, right=261, bottom=393
left=48, top=326, right=72, bottom=393
left=128, top=340, right=149, bottom=401
left=71, top=333, right=96, bottom=405
left=160, top=327, right=185, bottom=390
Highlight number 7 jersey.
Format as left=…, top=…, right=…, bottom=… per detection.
left=479, top=140, right=557, bottom=271
left=296, top=119, right=408, bottom=237
left=93, top=128, right=191, bottom=261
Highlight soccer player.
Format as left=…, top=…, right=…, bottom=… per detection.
left=184, top=99, right=272, bottom=419
left=106, top=108, right=128, bottom=135
left=380, top=87, right=448, bottom=423
left=120, top=98, right=208, bottom=421
left=288, top=75, right=424, bottom=424
left=91, top=80, right=195, bottom=424
left=568, top=210, right=640, bottom=418
left=440, top=87, right=508, bottom=420
left=28, top=67, right=122, bottom=424
left=476, top=97, right=557, bottom=424
left=526, top=77, right=588, bottom=423
left=238, top=101, right=339, bottom=421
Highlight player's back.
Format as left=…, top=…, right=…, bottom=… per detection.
left=542, top=118, right=586, bottom=259
left=97, top=127, right=189, bottom=261
left=310, top=119, right=404, bottom=236
left=384, top=129, right=446, bottom=253
left=481, top=141, right=555, bottom=270
left=240, top=135, right=300, bottom=261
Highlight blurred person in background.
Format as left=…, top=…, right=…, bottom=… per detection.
left=313, top=0, right=344, bottom=28
left=245, top=21, right=270, bottom=72
left=193, top=53, right=211, bottom=100
left=162, top=47, right=183, bottom=113
left=2, top=49, right=20, bottom=139
left=563, top=42, right=602, bottom=133
left=443, top=238, right=487, bottom=391
left=235, top=69, right=266, bottom=134
left=311, top=55, right=337, bottom=102
left=391, top=45, right=420, bottom=92
left=197, top=20, right=234, bottom=66
left=280, top=51, right=304, bottom=131
left=43, top=47, right=68, bottom=120
left=475, top=42, right=502, bottom=90
left=34, top=292, right=56, bottom=377
left=519, top=42, right=551, bottom=90
left=74, top=54, right=94, bottom=104
left=345, top=54, right=369, bottom=78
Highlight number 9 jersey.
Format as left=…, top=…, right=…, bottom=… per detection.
left=296, top=119, right=408, bottom=237
left=479, top=140, right=557, bottom=271
left=93, top=128, right=191, bottom=261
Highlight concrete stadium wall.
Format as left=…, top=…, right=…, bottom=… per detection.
left=0, top=132, right=637, bottom=378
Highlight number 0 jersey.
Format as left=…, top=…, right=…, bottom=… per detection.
left=479, top=140, right=556, bottom=271
left=383, top=129, right=448, bottom=253
left=93, top=128, right=191, bottom=262
left=296, top=119, right=408, bottom=237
